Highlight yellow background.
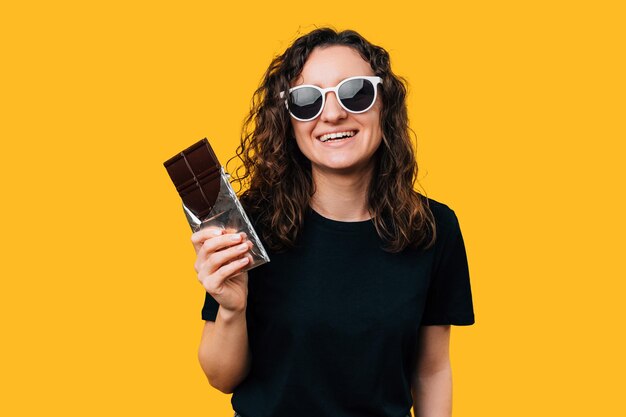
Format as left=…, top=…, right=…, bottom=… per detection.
left=1, top=1, right=624, bottom=416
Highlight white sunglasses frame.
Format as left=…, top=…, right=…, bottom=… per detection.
left=279, top=76, right=383, bottom=122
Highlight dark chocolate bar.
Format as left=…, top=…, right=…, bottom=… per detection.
left=163, top=138, right=221, bottom=219
left=164, top=137, right=271, bottom=270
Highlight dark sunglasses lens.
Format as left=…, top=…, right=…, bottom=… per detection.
left=289, top=87, right=323, bottom=120
left=338, top=78, right=375, bottom=112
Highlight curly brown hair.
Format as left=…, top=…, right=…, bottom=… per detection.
left=226, top=27, right=436, bottom=253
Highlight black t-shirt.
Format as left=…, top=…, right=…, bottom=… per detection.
left=202, top=196, right=475, bottom=417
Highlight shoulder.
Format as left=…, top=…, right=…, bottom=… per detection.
left=419, top=194, right=461, bottom=241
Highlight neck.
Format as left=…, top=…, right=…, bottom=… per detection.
left=309, top=165, right=374, bottom=222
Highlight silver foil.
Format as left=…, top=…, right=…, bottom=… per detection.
left=183, top=167, right=270, bottom=272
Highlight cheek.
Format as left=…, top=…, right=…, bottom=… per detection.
left=366, top=98, right=383, bottom=127
left=291, top=123, right=315, bottom=156
left=292, top=121, right=317, bottom=150
left=291, top=119, right=312, bottom=139
left=363, top=110, right=383, bottom=139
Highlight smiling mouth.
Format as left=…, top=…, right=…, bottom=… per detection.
left=317, top=130, right=358, bottom=143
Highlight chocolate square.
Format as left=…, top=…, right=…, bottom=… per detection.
left=163, top=138, right=222, bottom=219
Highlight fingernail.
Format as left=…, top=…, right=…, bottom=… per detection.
left=211, top=229, right=222, bottom=236
left=231, top=234, right=242, bottom=242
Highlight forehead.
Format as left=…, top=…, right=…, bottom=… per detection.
left=294, top=45, right=374, bottom=87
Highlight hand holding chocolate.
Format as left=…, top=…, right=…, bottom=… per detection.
left=163, top=138, right=270, bottom=272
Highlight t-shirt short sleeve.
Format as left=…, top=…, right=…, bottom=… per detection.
left=201, top=291, right=220, bottom=321
left=421, top=209, right=475, bottom=326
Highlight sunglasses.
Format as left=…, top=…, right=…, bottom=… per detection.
left=279, top=76, right=383, bottom=122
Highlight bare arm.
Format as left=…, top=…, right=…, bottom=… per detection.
left=191, top=227, right=254, bottom=394
left=411, top=325, right=452, bottom=417
left=198, top=307, right=251, bottom=393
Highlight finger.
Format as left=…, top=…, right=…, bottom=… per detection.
left=216, top=256, right=250, bottom=280
left=203, top=257, right=250, bottom=291
left=198, top=232, right=248, bottom=260
left=206, top=240, right=253, bottom=274
left=191, top=227, right=224, bottom=253
left=244, top=252, right=254, bottom=266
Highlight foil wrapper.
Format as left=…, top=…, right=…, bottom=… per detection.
left=164, top=138, right=270, bottom=272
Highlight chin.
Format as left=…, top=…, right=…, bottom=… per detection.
left=319, top=158, right=374, bottom=174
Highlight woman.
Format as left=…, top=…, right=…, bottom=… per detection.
left=192, top=28, right=475, bottom=417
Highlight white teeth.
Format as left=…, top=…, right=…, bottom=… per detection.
left=319, top=131, right=356, bottom=142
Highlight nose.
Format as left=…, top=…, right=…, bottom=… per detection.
left=320, top=91, right=347, bottom=122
